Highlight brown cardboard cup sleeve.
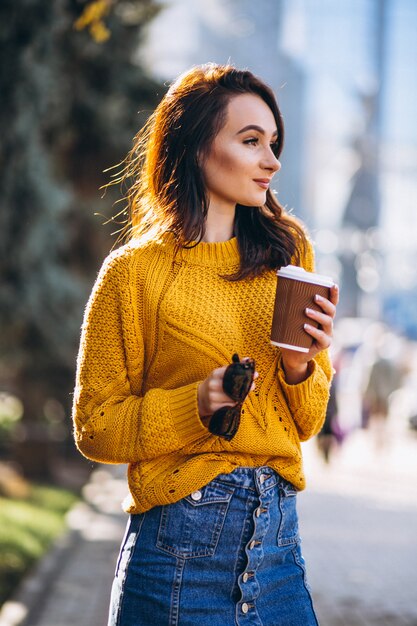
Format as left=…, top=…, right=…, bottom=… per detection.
left=271, top=265, right=334, bottom=353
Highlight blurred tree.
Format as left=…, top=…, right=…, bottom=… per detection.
left=0, top=0, right=163, bottom=479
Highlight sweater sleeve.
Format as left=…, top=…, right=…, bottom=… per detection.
left=276, top=350, right=332, bottom=441
left=72, top=249, right=209, bottom=465
left=275, top=235, right=333, bottom=441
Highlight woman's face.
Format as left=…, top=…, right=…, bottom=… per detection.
left=201, top=93, right=281, bottom=214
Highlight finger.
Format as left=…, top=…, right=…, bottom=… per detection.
left=250, top=371, right=259, bottom=392
left=211, top=389, right=235, bottom=402
left=329, top=283, right=339, bottom=305
left=304, top=323, right=332, bottom=349
left=208, top=377, right=224, bottom=393
left=305, top=308, right=334, bottom=334
left=212, top=366, right=228, bottom=379
left=212, top=400, right=238, bottom=409
left=314, top=294, right=336, bottom=318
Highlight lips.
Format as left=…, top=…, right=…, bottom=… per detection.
left=253, top=179, right=271, bottom=189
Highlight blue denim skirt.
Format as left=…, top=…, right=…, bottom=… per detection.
left=108, top=467, right=318, bottom=626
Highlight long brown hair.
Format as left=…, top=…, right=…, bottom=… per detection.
left=111, top=63, right=307, bottom=279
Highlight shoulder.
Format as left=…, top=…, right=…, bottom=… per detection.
left=92, top=238, right=177, bottom=302
left=98, top=238, right=170, bottom=280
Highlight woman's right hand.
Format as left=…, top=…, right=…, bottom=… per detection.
left=198, top=364, right=258, bottom=418
left=198, top=366, right=236, bottom=418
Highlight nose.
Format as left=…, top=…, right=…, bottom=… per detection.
left=262, top=151, right=281, bottom=174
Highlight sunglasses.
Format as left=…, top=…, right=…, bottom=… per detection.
left=208, top=353, right=256, bottom=441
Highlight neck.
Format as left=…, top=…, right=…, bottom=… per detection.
left=202, top=205, right=236, bottom=243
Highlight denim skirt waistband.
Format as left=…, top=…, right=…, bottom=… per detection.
left=108, top=466, right=318, bottom=626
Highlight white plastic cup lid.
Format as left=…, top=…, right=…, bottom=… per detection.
left=277, top=265, right=334, bottom=287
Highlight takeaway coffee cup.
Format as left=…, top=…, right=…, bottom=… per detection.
left=271, top=265, right=334, bottom=353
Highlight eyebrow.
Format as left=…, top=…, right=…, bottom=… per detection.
left=236, top=124, right=278, bottom=137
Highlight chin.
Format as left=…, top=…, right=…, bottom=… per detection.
left=239, top=195, right=266, bottom=207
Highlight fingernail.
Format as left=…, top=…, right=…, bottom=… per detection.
left=306, top=307, right=313, bottom=314
left=315, top=294, right=323, bottom=302
left=304, top=323, right=313, bottom=330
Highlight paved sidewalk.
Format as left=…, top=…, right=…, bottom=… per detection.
left=1, top=426, right=416, bottom=626
left=0, top=466, right=129, bottom=626
left=300, top=429, right=417, bottom=626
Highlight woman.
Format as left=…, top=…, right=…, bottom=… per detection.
left=73, top=63, right=338, bottom=625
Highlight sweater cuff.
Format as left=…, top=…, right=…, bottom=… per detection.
left=169, top=382, right=208, bottom=445
left=277, top=358, right=317, bottom=410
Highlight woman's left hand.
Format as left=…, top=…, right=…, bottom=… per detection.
left=280, top=283, right=339, bottom=384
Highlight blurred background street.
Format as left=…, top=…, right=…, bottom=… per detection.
left=301, top=428, right=417, bottom=625
left=1, top=0, right=417, bottom=624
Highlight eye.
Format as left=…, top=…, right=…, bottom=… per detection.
left=243, top=137, right=259, bottom=146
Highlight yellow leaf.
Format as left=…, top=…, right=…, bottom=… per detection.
left=74, top=0, right=112, bottom=32
left=90, top=20, right=111, bottom=43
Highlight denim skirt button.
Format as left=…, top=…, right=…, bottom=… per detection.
left=108, top=468, right=319, bottom=626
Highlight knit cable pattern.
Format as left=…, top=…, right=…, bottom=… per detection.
left=72, top=235, right=332, bottom=513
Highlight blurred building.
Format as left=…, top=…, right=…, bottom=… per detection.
left=302, top=0, right=417, bottom=334
left=143, top=0, right=417, bottom=338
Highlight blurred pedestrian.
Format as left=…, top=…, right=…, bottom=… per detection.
left=363, top=355, right=402, bottom=422
left=72, top=63, right=338, bottom=625
left=316, top=350, right=346, bottom=463
left=317, top=373, right=339, bottom=463
left=362, top=334, right=403, bottom=447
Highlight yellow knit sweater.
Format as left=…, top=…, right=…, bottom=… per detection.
left=72, top=235, right=332, bottom=513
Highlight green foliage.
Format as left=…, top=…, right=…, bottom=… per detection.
left=0, top=0, right=163, bottom=476
left=0, top=393, right=23, bottom=440
left=0, top=485, right=77, bottom=606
